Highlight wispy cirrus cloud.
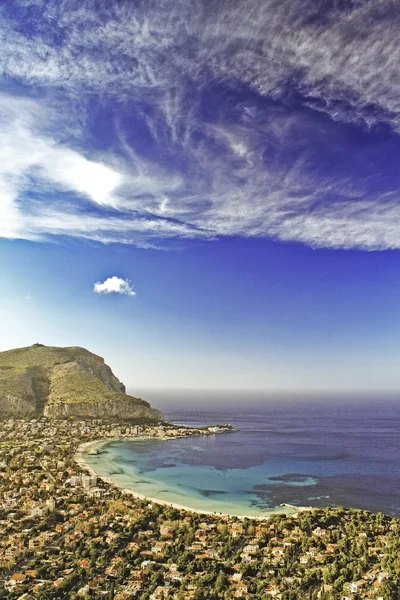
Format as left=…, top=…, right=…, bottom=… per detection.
left=94, top=276, right=136, bottom=297
left=0, top=93, right=122, bottom=235
left=2, top=0, right=400, bottom=249
left=0, top=92, right=209, bottom=245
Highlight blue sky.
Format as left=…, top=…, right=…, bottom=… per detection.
left=1, top=0, right=400, bottom=392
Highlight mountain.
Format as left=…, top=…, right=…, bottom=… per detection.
left=0, top=344, right=163, bottom=421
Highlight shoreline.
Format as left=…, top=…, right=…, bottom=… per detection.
left=74, top=437, right=307, bottom=520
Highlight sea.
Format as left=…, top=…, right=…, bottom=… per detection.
left=84, top=394, right=400, bottom=518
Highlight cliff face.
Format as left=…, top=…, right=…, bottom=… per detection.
left=44, top=397, right=159, bottom=420
left=0, top=344, right=163, bottom=421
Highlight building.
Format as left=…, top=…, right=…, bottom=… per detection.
left=82, top=475, right=97, bottom=489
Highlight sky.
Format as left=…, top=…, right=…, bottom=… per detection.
left=1, top=0, right=400, bottom=393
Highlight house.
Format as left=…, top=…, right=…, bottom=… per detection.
left=115, top=591, right=137, bottom=600
left=242, top=554, right=257, bottom=564
left=25, top=570, right=37, bottom=579
left=150, top=585, right=171, bottom=600
left=168, top=564, right=179, bottom=573
left=187, top=541, right=205, bottom=552
left=5, top=573, right=27, bottom=590
left=0, top=548, right=17, bottom=569
left=326, top=543, right=337, bottom=555
left=350, top=580, right=367, bottom=593
left=233, top=582, right=249, bottom=597
left=79, top=559, right=90, bottom=569
left=230, top=523, right=244, bottom=536
left=30, top=506, right=46, bottom=518
left=160, top=525, right=173, bottom=537
left=129, top=570, right=144, bottom=583
left=165, top=572, right=182, bottom=584
left=204, top=548, right=219, bottom=559
left=77, top=584, right=90, bottom=597
left=141, top=560, right=156, bottom=568
left=242, top=544, right=259, bottom=555
left=105, top=564, right=120, bottom=577
left=151, top=541, right=167, bottom=554
left=300, top=556, right=309, bottom=564
left=312, top=527, right=327, bottom=536
left=29, top=537, right=45, bottom=550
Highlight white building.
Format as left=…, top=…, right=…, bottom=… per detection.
left=82, top=475, right=97, bottom=489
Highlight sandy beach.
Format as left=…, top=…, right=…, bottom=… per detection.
left=74, top=438, right=301, bottom=520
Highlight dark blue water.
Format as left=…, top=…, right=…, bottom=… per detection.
left=87, top=397, right=400, bottom=516
left=155, top=399, right=400, bottom=515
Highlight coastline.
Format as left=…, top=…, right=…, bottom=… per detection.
left=74, top=437, right=305, bottom=520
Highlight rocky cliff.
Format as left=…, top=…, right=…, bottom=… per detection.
left=0, top=344, right=163, bottom=421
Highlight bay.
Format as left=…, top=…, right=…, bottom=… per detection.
left=84, top=396, right=400, bottom=517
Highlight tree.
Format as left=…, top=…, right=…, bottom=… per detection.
left=215, top=570, right=228, bottom=595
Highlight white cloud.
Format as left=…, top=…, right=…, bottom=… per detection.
left=0, top=0, right=398, bottom=129
left=94, top=276, right=136, bottom=297
left=0, top=93, right=125, bottom=240
left=0, top=92, right=209, bottom=245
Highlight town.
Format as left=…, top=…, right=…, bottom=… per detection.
left=0, top=418, right=398, bottom=600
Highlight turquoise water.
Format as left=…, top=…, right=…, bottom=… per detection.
left=84, top=438, right=303, bottom=516
left=83, top=400, right=400, bottom=517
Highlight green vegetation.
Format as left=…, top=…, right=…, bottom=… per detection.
left=0, top=343, right=82, bottom=370
left=0, top=344, right=162, bottom=420
left=49, top=361, right=136, bottom=405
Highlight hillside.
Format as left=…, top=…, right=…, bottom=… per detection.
left=0, top=344, right=163, bottom=421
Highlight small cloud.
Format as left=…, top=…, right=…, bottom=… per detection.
left=93, top=276, right=136, bottom=297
